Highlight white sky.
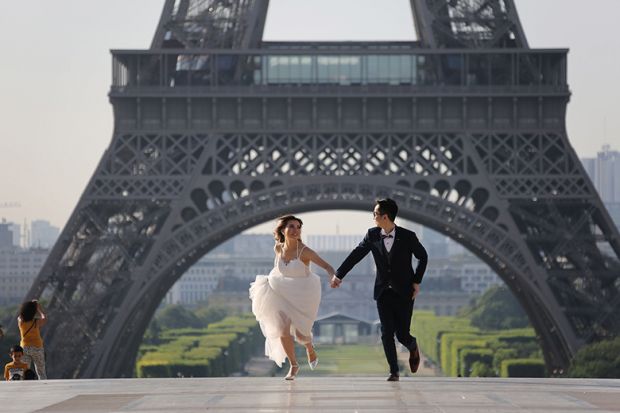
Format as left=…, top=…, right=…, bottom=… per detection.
left=0, top=0, right=619, bottom=235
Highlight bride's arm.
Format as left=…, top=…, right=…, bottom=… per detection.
left=302, top=247, right=336, bottom=277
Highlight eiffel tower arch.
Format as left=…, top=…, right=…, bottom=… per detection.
left=28, top=0, right=620, bottom=378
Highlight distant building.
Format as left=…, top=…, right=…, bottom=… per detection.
left=420, top=228, right=449, bottom=258
left=581, top=145, right=620, bottom=229
left=422, top=226, right=468, bottom=258
left=8, top=223, right=21, bottom=247
left=207, top=291, right=253, bottom=314
left=314, top=312, right=375, bottom=344
left=318, top=272, right=376, bottom=322
left=0, top=220, right=22, bottom=249
left=581, top=144, right=620, bottom=203
left=309, top=249, right=375, bottom=282
left=415, top=291, right=474, bottom=316
left=164, top=234, right=375, bottom=310
left=210, top=233, right=274, bottom=256
left=0, top=248, right=49, bottom=305
left=306, top=235, right=363, bottom=252
left=581, top=157, right=596, bottom=183
left=163, top=255, right=273, bottom=305
left=606, top=203, right=620, bottom=231
left=0, top=222, right=13, bottom=249
left=411, top=254, right=503, bottom=315
left=30, top=220, right=60, bottom=248
left=594, top=146, right=620, bottom=203
left=163, top=234, right=276, bottom=305
left=426, top=255, right=503, bottom=296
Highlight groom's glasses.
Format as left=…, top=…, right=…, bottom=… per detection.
left=373, top=211, right=385, bottom=218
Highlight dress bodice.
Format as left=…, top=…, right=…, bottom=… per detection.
left=275, top=245, right=310, bottom=278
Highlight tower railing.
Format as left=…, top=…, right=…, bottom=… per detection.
left=111, top=49, right=567, bottom=92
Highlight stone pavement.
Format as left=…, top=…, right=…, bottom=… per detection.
left=1, top=377, right=619, bottom=413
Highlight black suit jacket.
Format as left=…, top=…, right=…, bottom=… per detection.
left=336, top=226, right=428, bottom=300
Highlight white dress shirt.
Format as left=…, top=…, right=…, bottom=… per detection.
left=380, top=227, right=396, bottom=253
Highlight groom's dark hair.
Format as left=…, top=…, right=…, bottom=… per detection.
left=375, top=198, right=398, bottom=222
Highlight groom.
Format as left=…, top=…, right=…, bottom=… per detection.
left=331, top=198, right=428, bottom=381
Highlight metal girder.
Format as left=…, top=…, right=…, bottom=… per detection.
left=411, top=0, right=529, bottom=48
left=151, top=0, right=269, bottom=49
left=152, top=0, right=527, bottom=51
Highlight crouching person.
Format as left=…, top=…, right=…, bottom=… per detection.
left=4, top=345, right=29, bottom=381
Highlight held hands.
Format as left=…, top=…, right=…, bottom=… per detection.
left=330, top=275, right=342, bottom=288
left=412, top=283, right=420, bottom=300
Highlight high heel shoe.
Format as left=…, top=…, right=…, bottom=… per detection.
left=307, top=347, right=319, bottom=370
left=285, top=364, right=299, bottom=380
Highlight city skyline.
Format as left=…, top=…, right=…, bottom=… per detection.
left=1, top=0, right=619, bottom=233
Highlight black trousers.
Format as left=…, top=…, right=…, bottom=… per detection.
left=376, top=287, right=417, bottom=374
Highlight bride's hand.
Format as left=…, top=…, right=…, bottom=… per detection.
left=330, top=275, right=342, bottom=288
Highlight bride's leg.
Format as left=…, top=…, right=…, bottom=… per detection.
left=305, top=342, right=317, bottom=366
left=280, top=333, right=297, bottom=365
left=280, top=334, right=299, bottom=379
left=280, top=319, right=299, bottom=379
left=295, top=330, right=318, bottom=368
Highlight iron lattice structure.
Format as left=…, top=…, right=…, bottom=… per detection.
left=26, top=0, right=620, bottom=378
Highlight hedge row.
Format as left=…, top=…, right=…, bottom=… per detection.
left=500, top=358, right=546, bottom=378
left=413, top=312, right=545, bottom=377
left=413, top=311, right=478, bottom=364
left=136, top=314, right=262, bottom=378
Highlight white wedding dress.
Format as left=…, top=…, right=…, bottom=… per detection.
left=249, top=245, right=321, bottom=367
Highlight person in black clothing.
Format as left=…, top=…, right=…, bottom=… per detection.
left=331, top=198, right=428, bottom=381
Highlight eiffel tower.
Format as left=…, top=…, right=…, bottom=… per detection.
left=27, top=0, right=620, bottom=378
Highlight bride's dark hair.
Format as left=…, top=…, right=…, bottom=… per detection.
left=273, top=215, right=303, bottom=243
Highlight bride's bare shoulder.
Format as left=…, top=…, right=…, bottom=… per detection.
left=299, top=242, right=314, bottom=255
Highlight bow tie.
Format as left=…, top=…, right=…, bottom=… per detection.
left=381, top=234, right=393, bottom=239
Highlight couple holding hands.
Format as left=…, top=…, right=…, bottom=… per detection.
left=249, top=198, right=428, bottom=381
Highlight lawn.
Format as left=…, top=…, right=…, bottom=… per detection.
left=297, top=344, right=390, bottom=376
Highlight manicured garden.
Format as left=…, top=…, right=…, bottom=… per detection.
left=413, top=311, right=545, bottom=377
left=136, top=314, right=262, bottom=377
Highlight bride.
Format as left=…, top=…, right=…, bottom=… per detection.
left=249, top=215, right=336, bottom=380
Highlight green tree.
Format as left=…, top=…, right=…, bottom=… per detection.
left=194, top=306, right=229, bottom=326
left=156, top=305, right=203, bottom=329
left=143, top=318, right=162, bottom=344
left=568, top=337, right=620, bottom=378
left=467, top=286, right=530, bottom=331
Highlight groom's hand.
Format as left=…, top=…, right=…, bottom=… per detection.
left=412, top=283, right=420, bottom=300
left=330, top=275, right=342, bottom=288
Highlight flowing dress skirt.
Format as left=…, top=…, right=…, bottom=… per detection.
left=249, top=267, right=321, bottom=367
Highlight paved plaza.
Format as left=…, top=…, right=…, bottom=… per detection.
left=1, top=377, right=619, bottom=412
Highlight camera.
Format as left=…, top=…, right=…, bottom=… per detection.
left=10, top=373, right=23, bottom=381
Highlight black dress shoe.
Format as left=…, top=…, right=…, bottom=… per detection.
left=386, top=374, right=400, bottom=382
left=409, top=345, right=421, bottom=373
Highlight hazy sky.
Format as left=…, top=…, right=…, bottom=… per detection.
left=1, top=0, right=619, bottom=235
